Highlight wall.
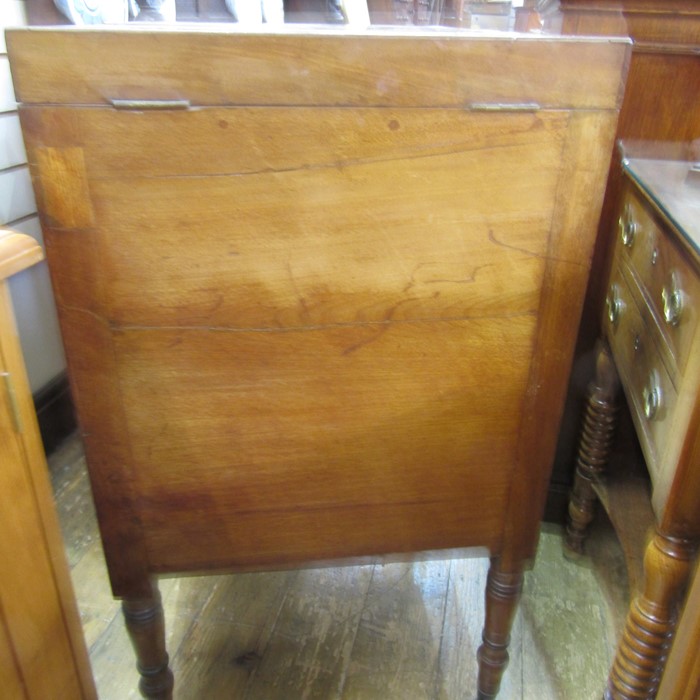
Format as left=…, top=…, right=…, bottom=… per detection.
left=1, top=0, right=66, bottom=395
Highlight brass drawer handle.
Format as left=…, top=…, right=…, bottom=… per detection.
left=661, top=273, right=684, bottom=326
left=606, top=284, right=624, bottom=325
left=619, top=207, right=637, bottom=248
left=643, top=371, right=662, bottom=421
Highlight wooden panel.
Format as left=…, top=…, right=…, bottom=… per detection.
left=24, top=107, right=564, bottom=330
left=7, top=29, right=629, bottom=110
left=501, top=110, right=620, bottom=567
left=560, top=0, right=700, bottom=48
left=114, top=315, right=531, bottom=571
left=8, top=30, right=628, bottom=621
left=33, top=148, right=94, bottom=229
left=56, top=306, right=153, bottom=596
left=29, top=100, right=573, bottom=577
left=23, top=109, right=568, bottom=328
left=20, top=105, right=567, bottom=180
left=618, top=53, right=700, bottom=143
left=40, top=115, right=561, bottom=328
left=118, top=321, right=530, bottom=504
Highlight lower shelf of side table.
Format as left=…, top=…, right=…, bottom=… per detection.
left=591, top=397, right=655, bottom=595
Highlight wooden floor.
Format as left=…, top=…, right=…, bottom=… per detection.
left=49, top=435, right=630, bottom=700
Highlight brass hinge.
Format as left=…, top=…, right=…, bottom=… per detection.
left=109, top=98, right=191, bottom=111
left=1, top=372, right=23, bottom=433
left=468, top=102, right=541, bottom=112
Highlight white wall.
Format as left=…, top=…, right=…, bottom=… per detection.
left=1, top=1, right=67, bottom=394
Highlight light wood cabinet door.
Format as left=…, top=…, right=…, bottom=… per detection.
left=0, top=229, right=95, bottom=700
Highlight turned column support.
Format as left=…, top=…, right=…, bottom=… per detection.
left=122, top=580, right=174, bottom=700
left=565, top=340, right=620, bottom=555
left=606, top=530, right=696, bottom=699
left=476, top=558, right=524, bottom=699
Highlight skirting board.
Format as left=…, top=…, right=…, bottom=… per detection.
left=34, top=371, right=77, bottom=456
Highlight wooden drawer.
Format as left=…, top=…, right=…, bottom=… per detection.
left=605, top=262, right=678, bottom=486
left=617, top=186, right=700, bottom=381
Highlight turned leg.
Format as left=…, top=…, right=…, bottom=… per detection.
left=122, top=580, right=174, bottom=699
left=476, top=558, right=524, bottom=699
left=565, top=340, right=620, bottom=555
left=606, top=530, right=695, bottom=699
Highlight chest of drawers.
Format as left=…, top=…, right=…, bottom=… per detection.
left=8, top=27, right=628, bottom=699
left=566, top=143, right=700, bottom=699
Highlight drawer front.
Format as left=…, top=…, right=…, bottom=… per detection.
left=617, top=187, right=699, bottom=379
left=605, top=264, right=678, bottom=483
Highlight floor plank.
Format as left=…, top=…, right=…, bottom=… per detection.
left=244, top=566, right=374, bottom=700
left=340, top=560, right=450, bottom=700
left=437, top=556, right=496, bottom=699
left=521, top=528, right=616, bottom=700
left=174, top=571, right=296, bottom=699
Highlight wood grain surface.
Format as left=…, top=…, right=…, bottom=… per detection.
left=28, top=109, right=562, bottom=328
left=8, top=27, right=627, bottom=629
left=7, top=29, right=629, bottom=110
left=0, top=232, right=96, bottom=700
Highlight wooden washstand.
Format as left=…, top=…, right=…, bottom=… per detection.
left=7, top=26, right=629, bottom=698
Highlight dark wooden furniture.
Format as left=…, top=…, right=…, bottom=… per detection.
left=566, top=143, right=700, bottom=699
left=543, top=0, right=700, bottom=518
left=562, top=0, right=700, bottom=318
left=0, top=229, right=96, bottom=700
left=8, top=27, right=628, bottom=699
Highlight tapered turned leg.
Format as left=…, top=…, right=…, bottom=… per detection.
left=476, top=558, right=524, bottom=699
left=565, top=340, right=620, bottom=555
left=122, top=580, right=174, bottom=700
left=606, top=531, right=695, bottom=699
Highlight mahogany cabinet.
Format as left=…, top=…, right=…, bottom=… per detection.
left=566, top=144, right=700, bottom=699
left=7, top=27, right=629, bottom=698
left=548, top=0, right=700, bottom=513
